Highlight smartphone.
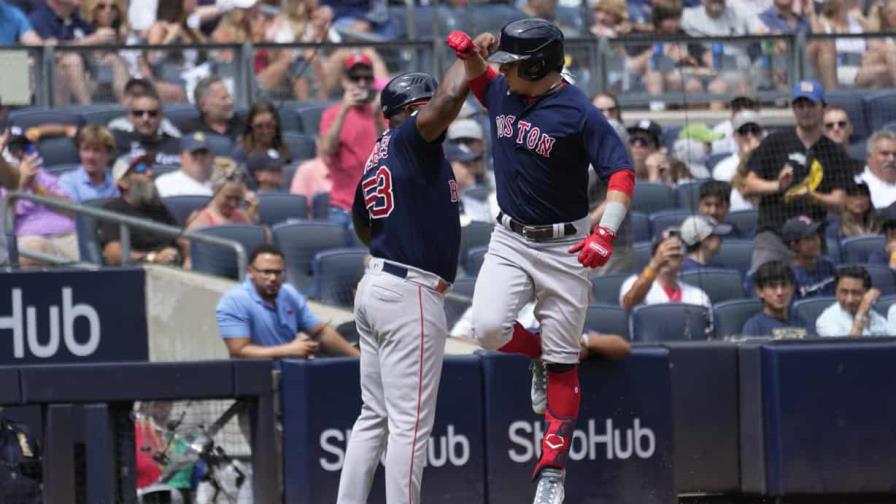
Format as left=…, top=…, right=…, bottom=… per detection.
left=363, top=88, right=376, bottom=103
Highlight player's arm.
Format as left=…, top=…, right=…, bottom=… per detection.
left=416, top=60, right=470, bottom=142
left=570, top=169, right=635, bottom=268
left=446, top=31, right=498, bottom=105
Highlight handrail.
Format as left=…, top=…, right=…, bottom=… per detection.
left=4, top=192, right=249, bottom=279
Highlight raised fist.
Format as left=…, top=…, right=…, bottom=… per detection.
left=446, top=30, right=477, bottom=60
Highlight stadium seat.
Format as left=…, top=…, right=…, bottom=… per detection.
left=44, top=163, right=80, bottom=177
left=189, top=224, right=267, bottom=279
left=715, top=239, right=753, bottom=270
left=333, top=320, right=360, bottom=349
left=78, top=104, right=126, bottom=125
left=583, top=304, right=630, bottom=339
left=464, top=245, right=488, bottom=276
left=282, top=162, right=299, bottom=192
left=273, top=221, right=347, bottom=293
left=445, top=276, right=476, bottom=330
left=162, top=195, right=212, bottom=226
left=631, top=182, right=674, bottom=214
left=37, top=137, right=79, bottom=167
left=706, top=152, right=730, bottom=175
left=633, top=241, right=652, bottom=271
left=793, top=296, right=835, bottom=330
left=282, top=132, right=317, bottom=162
left=649, top=209, right=693, bottom=239
left=292, top=101, right=333, bottom=136
left=203, top=133, right=234, bottom=157
left=311, top=192, right=330, bottom=220
left=874, top=294, right=896, bottom=317
left=75, top=198, right=111, bottom=264
left=713, top=298, right=762, bottom=340
left=826, top=91, right=868, bottom=142
left=840, top=264, right=896, bottom=295
left=630, top=211, right=650, bottom=242
left=725, top=209, right=758, bottom=238
left=403, top=5, right=462, bottom=39
left=841, top=235, right=885, bottom=264
left=311, top=247, right=368, bottom=306
left=674, top=180, right=703, bottom=211
left=163, top=104, right=200, bottom=131
left=661, top=126, right=682, bottom=152
left=276, top=106, right=302, bottom=133
left=679, top=268, right=746, bottom=304
left=458, top=221, right=493, bottom=267
left=9, top=109, right=83, bottom=129
left=590, top=271, right=630, bottom=305
left=630, top=303, right=713, bottom=342
left=826, top=235, right=842, bottom=263
left=883, top=120, right=896, bottom=133
left=257, top=193, right=309, bottom=226
left=863, top=90, right=896, bottom=133
left=847, top=142, right=866, bottom=162
left=555, top=5, right=591, bottom=34
left=467, top=4, right=527, bottom=35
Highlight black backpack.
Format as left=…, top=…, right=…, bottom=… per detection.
left=0, top=417, right=42, bottom=504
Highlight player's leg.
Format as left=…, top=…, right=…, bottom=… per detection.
left=471, top=226, right=540, bottom=357
left=380, top=283, right=448, bottom=504
left=337, top=276, right=388, bottom=504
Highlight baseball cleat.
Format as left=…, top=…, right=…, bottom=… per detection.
left=530, top=359, right=547, bottom=415
left=533, top=468, right=565, bottom=504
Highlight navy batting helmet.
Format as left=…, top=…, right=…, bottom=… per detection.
left=488, top=18, right=564, bottom=81
left=380, top=72, right=438, bottom=118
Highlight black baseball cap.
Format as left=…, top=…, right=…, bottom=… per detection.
left=781, top=215, right=821, bottom=242
left=627, top=119, right=662, bottom=147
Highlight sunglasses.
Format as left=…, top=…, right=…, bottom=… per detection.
left=629, top=136, right=655, bottom=148
left=824, top=120, right=849, bottom=130
left=737, top=124, right=763, bottom=136
left=96, top=2, right=117, bottom=10
left=128, top=162, right=151, bottom=176
left=130, top=109, right=159, bottom=118
left=348, top=74, right=374, bottom=83
left=598, top=106, right=618, bottom=115
left=252, top=121, right=276, bottom=130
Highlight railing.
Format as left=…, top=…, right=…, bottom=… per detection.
left=4, top=191, right=250, bottom=279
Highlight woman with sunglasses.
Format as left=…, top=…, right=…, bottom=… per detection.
left=233, top=101, right=291, bottom=166
left=81, top=0, right=131, bottom=102
left=186, top=168, right=259, bottom=231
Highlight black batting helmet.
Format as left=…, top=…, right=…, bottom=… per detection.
left=488, top=18, right=564, bottom=81
left=380, top=72, right=438, bottom=118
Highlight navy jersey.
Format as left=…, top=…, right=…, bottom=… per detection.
left=352, top=115, right=461, bottom=282
left=479, top=76, right=632, bottom=225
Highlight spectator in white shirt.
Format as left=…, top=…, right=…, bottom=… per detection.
left=154, top=132, right=214, bottom=197
left=857, top=130, right=896, bottom=209
left=816, top=266, right=889, bottom=337
left=619, top=229, right=712, bottom=311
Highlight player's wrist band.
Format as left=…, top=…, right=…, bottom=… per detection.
left=598, top=201, right=627, bottom=234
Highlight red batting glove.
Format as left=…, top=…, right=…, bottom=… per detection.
left=568, top=226, right=615, bottom=268
left=446, top=30, right=478, bottom=60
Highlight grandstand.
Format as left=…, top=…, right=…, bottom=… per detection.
left=2, top=0, right=896, bottom=502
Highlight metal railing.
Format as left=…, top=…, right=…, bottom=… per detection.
left=4, top=191, right=249, bottom=279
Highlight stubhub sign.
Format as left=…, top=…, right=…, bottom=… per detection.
left=0, top=269, right=148, bottom=364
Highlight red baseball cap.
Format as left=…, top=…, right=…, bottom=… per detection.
left=344, top=52, right=373, bottom=71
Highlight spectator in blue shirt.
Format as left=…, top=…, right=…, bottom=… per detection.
left=59, top=125, right=120, bottom=203
left=783, top=215, right=837, bottom=298
left=0, top=1, right=41, bottom=45
left=216, top=244, right=360, bottom=364
left=759, top=0, right=811, bottom=34
left=680, top=214, right=732, bottom=271
left=742, top=260, right=810, bottom=338
left=29, top=0, right=117, bottom=104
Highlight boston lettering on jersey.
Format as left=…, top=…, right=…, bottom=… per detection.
left=478, top=76, right=632, bottom=226
left=353, top=115, right=461, bottom=283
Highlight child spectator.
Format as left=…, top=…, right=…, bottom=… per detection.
left=742, top=260, right=811, bottom=338
left=782, top=215, right=836, bottom=298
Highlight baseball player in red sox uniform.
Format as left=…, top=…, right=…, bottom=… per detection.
left=447, top=19, right=635, bottom=504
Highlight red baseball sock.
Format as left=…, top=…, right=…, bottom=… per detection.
left=533, top=365, right=580, bottom=478
left=497, top=322, right=542, bottom=359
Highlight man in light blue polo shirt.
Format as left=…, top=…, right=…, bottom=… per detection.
left=59, top=125, right=120, bottom=203
left=216, top=244, right=360, bottom=363
left=0, top=1, right=41, bottom=45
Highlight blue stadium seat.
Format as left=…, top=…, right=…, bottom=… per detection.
left=459, top=221, right=493, bottom=267
left=674, top=180, right=703, bottom=210
left=629, top=211, right=650, bottom=242
left=874, top=294, right=896, bottom=317
left=826, top=91, right=868, bottom=142
left=273, top=221, right=347, bottom=294
left=311, top=191, right=330, bottom=220
left=847, top=141, right=866, bottom=162
left=631, top=182, right=674, bottom=214
left=841, top=235, right=885, bottom=264
left=793, top=296, right=835, bottom=329
left=661, top=126, right=682, bottom=152
left=555, top=5, right=591, bottom=35
left=467, top=4, right=527, bottom=35
left=333, top=320, right=359, bottom=350
left=713, top=298, right=762, bottom=340
left=452, top=276, right=476, bottom=299
left=162, top=195, right=212, bottom=226
left=75, top=198, right=111, bottom=264
left=401, top=5, right=461, bottom=39
left=649, top=209, right=693, bottom=239
left=257, top=193, right=308, bottom=226
left=590, top=271, right=631, bottom=306
left=826, top=235, right=842, bottom=263
left=78, top=104, right=126, bottom=125
left=715, top=239, right=753, bottom=270
left=282, top=132, right=317, bottom=162
left=276, top=105, right=301, bottom=133
left=9, top=109, right=84, bottom=129
left=282, top=162, right=299, bottom=192
left=190, top=224, right=267, bottom=279
left=840, top=264, right=896, bottom=295
left=725, top=209, right=758, bottom=238
left=584, top=304, right=630, bottom=339
left=312, top=247, right=367, bottom=306
left=37, top=137, right=79, bottom=167
left=883, top=120, right=896, bottom=132
left=679, top=268, right=746, bottom=304
left=630, top=303, right=713, bottom=342
left=445, top=275, right=476, bottom=331
left=163, top=104, right=200, bottom=131
left=292, top=101, right=333, bottom=136
left=863, top=90, right=896, bottom=133
left=203, top=133, right=234, bottom=157
left=633, top=241, right=652, bottom=271
left=464, top=245, right=488, bottom=276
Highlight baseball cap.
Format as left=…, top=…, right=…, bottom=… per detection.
left=679, top=215, right=732, bottom=247
left=444, top=142, right=482, bottom=163
left=447, top=119, right=484, bottom=142
left=627, top=119, right=662, bottom=147
left=678, top=123, right=723, bottom=144
left=344, top=52, right=373, bottom=72
left=112, top=153, right=155, bottom=182
left=781, top=215, right=822, bottom=242
left=791, top=79, right=825, bottom=104
left=247, top=149, right=285, bottom=173
left=732, top=110, right=762, bottom=132
left=6, top=126, right=30, bottom=149
left=180, top=131, right=210, bottom=153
